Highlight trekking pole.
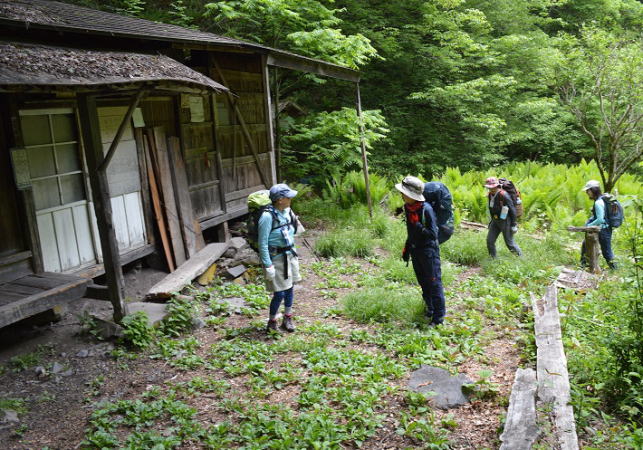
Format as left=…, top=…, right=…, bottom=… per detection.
left=302, top=238, right=320, bottom=262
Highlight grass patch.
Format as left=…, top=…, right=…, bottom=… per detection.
left=441, top=230, right=488, bottom=266
left=342, top=286, right=426, bottom=325
left=315, top=228, right=375, bottom=258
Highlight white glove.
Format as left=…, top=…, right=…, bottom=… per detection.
left=265, top=266, right=276, bottom=280
left=511, top=226, right=518, bottom=233
left=291, top=257, right=302, bottom=283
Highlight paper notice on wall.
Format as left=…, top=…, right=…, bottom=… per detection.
left=132, top=108, right=145, bottom=128
left=189, top=96, right=205, bottom=123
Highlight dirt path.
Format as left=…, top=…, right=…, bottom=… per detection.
left=0, top=240, right=523, bottom=449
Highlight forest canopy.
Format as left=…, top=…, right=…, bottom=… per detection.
left=66, top=0, right=642, bottom=185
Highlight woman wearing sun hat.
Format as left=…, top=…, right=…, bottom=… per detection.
left=258, top=183, right=303, bottom=332
left=395, top=176, right=446, bottom=327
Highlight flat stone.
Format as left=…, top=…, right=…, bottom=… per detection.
left=222, top=297, right=246, bottom=314
left=60, top=369, right=74, bottom=377
left=1, top=410, right=19, bottom=423
left=226, top=264, right=247, bottom=279
left=51, top=362, right=65, bottom=374
left=128, top=302, right=168, bottom=327
left=408, top=365, right=472, bottom=409
left=230, top=237, right=248, bottom=250
left=76, top=349, right=90, bottom=358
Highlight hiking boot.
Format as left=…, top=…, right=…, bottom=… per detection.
left=608, top=261, right=618, bottom=270
left=280, top=315, right=295, bottom=332
left=266, top=319, right=279, bottom=333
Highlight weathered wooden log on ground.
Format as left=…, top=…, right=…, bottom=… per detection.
left=460, top=220, right=488, bottom=231
left=532, top=285, right=579, bottom=450
left=567, top=226, right=601, bottom=274
left=555, top=268, right=598, bottom=290
left=146, top=242, right=229, bottom=299
left=500, top=368, right=539, bottom=450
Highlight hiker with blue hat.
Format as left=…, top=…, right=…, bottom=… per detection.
left=396, top=176, right=446, bottom=327
left=258, top=183, right=303, bottom=332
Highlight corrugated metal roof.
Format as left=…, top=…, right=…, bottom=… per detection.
left=0, top=0, right=358, bottom=80
left=0, top=42, right=228, bottom=92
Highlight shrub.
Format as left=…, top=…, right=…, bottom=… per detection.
left=160, top=296, right=199, bottom=337
left=121, top=311, right=155, bottom=350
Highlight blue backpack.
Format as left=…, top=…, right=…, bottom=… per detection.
left=601, top=194, right=624, bottom=228
left=422, top=182, right=455, bottom=244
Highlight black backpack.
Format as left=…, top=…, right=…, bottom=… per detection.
left=422, top=182, right=455, bottom=244
left=600, top=194, right=624, bottom=228
left=498, top=178, right=524, bottom=218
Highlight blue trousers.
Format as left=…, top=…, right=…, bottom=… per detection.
left=411, top=247, right=445, bottom=324
left=581, top=227, right=615, bottom=267
left=269, top=287, right=293, bottom=316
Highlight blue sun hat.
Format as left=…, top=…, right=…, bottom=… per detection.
left=269, top=183, right=298, bottom=201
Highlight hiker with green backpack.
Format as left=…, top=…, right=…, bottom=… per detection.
left=250, top=184, right=302, bottom=332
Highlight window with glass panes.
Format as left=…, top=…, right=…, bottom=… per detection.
left=19, top=109, right=85, bottom=211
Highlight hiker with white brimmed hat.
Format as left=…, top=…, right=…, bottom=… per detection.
left=580, top=180, right=617, bottom=269
left=258, top=183, right=303, bottom=332
left=485, top=176, right=522, bottom=258
left=395, top=176, right=446, bottom=327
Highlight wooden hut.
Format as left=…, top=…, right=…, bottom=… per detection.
left=0, top=0, right=359, bottom=326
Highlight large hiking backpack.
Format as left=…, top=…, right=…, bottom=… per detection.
left=422, top=182, right=455, bottom=244
left=498, top=178, right=524, bottom=218
left=246, top=190, right=298, bottom=251
left=600, top=194, right=624, bottom=228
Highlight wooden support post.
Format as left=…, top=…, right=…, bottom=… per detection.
left=355, top=82, right=373, bottom=218
left=212, top=57, right=271, bottom=188
left=261, top=55, right=278, bottom=183
left=567, top=226, right=601, bottom=273
left=77, top=94, right=128, bottom=322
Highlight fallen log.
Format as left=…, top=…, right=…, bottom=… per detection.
left=146, top=242, right=230, bottom=299
left=532, top=285, right=579, bottom=450
left=500, top=368, right=539, bottom=450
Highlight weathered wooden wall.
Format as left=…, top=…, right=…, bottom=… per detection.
left=209, top=52, right=273, bottom=220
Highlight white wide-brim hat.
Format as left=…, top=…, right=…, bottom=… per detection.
left=395, top=176, right=425, bottom=202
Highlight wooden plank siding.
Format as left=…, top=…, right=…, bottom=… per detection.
left=208, top=52, right=274, bottom=228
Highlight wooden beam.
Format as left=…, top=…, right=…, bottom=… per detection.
left=134, top=128, right=155, bottom=247
left=0, top=274, right=89, bottom=329
left=99, top=89, right=145, bottom=173
left=146, top=242, right=230, bottom=299
left=355, top=82, right=373, bottom=218
left=211, top=57, right=271, bottom=188
left=532, top=285, right=579, bottom=450
left=149, top=127, right=187, bottom=267
left=144, top=133, right=175, bottom=272
left=266, top=53, right=360, bottom=83
left=77, top=94, right=128, bottom=322
left=261, top=55, right=278, bottom=183
left=499, top=368, right=539, bottom=449
left=211, top=93, right=228, bottom=214
left=167, top=136, right=205, bottom=257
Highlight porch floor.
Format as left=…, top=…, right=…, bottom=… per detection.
left=0, top=272, right=90, bottom=328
